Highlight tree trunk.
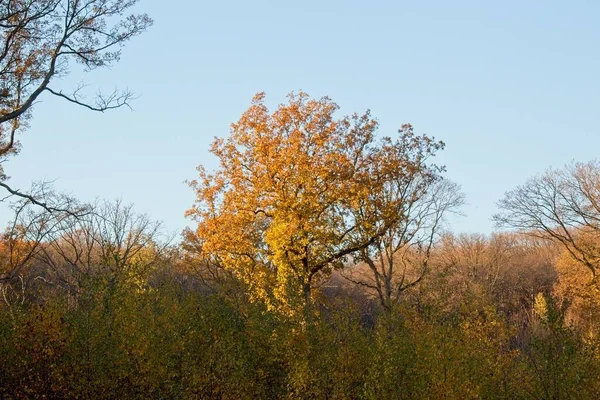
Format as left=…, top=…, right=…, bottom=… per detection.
left=303, top=282, right=311, bottom=307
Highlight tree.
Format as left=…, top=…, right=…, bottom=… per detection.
left=0, top=183, right=80, bottom=309
left=553, top=242, right=600, bottom=338
left=186, top=92, right=449, bottom=313
left=1, top=195, right=168, bottom=309
left=0, top=0, right=152, bottom=206
left=343, top=170, right=464, bottom=311
left=186, top=92, right=381, bottom=311
left=495, top=161, right=600, bottom=281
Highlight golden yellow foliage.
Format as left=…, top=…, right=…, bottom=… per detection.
left=186, top=92, right=430, bottom=312
left=554, top=229, right=600, bottom=338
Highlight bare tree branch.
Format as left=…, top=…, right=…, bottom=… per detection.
left=0, top=0, right=152, bottom=200
left=495, top=161, right=600, bottom=278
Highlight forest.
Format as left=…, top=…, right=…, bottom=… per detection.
left=2, top=1, right=600, bottom=399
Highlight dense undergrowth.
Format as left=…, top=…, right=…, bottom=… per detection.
left=1, top=267, right=599, bottom=400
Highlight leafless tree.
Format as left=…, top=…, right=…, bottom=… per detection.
left=344, top=177, right=464, bottom=311
left=495, top=161, right=600, bottom=280
left=0, top=0, right=152, bottom=206
left=1, top=195, right=171, bottom=310
left=36, top=199, right=171, bottom=296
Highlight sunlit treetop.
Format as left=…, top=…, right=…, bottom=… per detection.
left=186, top=91, right=445, bottom=313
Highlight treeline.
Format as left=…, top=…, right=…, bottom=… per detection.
left=1, top=195, right=600, bottom=399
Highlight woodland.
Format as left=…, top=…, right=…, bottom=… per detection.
left=1, top=1, right=600, bottom=399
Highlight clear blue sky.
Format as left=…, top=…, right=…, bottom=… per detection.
left=2, top=0, right=600, bottom=235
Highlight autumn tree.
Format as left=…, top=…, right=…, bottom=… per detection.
left=0, top=0, right=152, bottom=206
left=187, top=92, right=435, bottom=311
left=495, top=161, right=600, bottom=282
left=553, top=240, right=600, bottom=339
left=186, top=92, right=374, bottom=310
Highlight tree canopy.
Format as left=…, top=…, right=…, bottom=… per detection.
left=186, top=91, right=449, bottom=312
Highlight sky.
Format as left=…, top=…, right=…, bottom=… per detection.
left=2, top=0, right=600, bottom=236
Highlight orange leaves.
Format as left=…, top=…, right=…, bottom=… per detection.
left=186, top=91, right=446, bottom=312
left=186, top=92, right=370, bottom=309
